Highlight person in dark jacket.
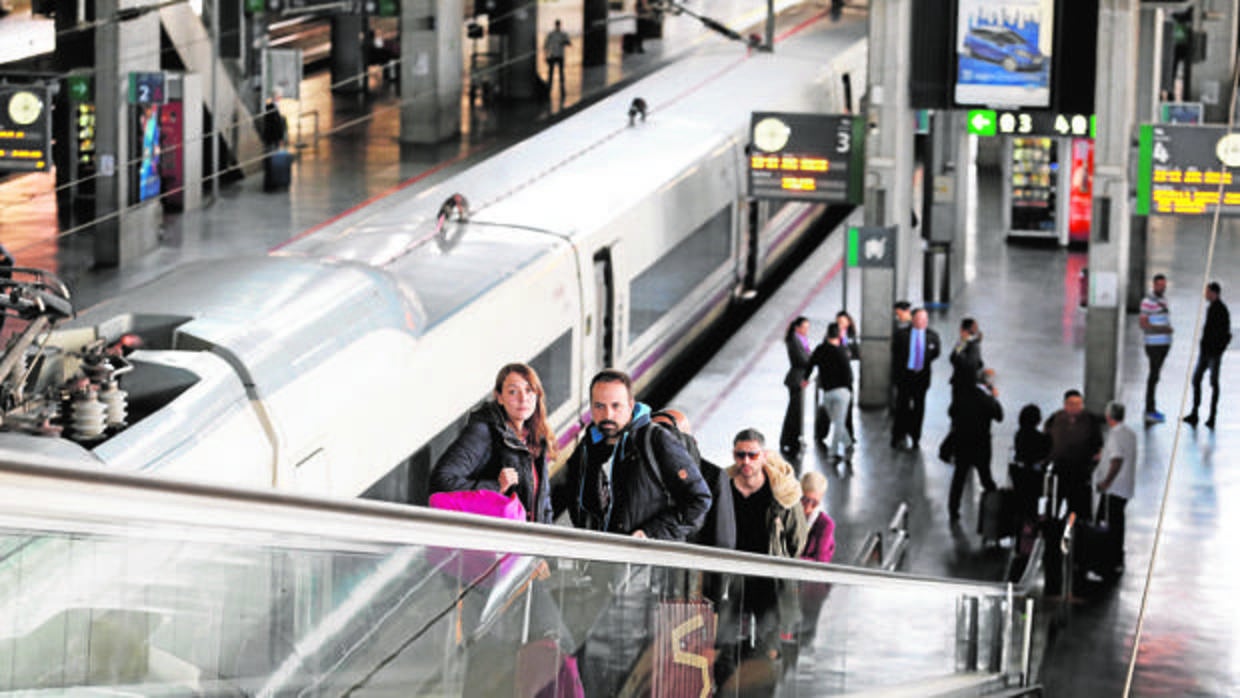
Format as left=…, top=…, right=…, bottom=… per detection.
left=891, top=308, right=941, bottom=449
left=809, top=322, right=853, bottom=465
left=553, top=368, right=711, bottom=540
left=947, top=368, right=1003, bottom=524
left=1185, top=281, right=1231, bottom=428
left=1013, top=403, right=1052, bottom=466
left=430, top=362, right=558, bottom=523
left=651, top=408, right=736, bottom=551
left=260, top=92, right=287, bottom=151
left=780, top=316, right=813, bottom=456
left=949, top=317, right=983, bottom=409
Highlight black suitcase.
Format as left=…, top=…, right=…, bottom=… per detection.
left=977, top=488, right=1017, bottom=543
left=264, top=149, right=293, bottom=191
left=622, top=33, right=642, bottom=54
left=1075, top=494, right=1121, bottom=578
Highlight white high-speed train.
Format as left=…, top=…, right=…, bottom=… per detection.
left=0, top=14, right=867, bottom=504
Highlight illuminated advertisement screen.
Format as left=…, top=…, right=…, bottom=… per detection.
left=954, top=0, right=1054, bottom=108
left=747, top=112, right=865, bottom=204
left=134, top=104, right=162, bottom=204
left=1136, top=124, right=1240, bottom=217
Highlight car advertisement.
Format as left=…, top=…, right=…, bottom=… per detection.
left=955, top=0, right=1054, bottom=108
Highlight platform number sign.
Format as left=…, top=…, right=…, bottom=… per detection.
left=0, top=84, right=52, bottom=173
left=128, top=72, right=165, bottom=105
left=966, top=109, right=1095, bottom=139
left=748, top=112, right=865, bottom=204
left=1136, top=124, right=1240, bottom=217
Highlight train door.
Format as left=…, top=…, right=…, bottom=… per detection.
left=593, top=248, right=616, bottom=369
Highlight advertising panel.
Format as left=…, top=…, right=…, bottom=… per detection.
left=1068, top=137, right=1093, bottom=242
left=955, top=0, right=1054, bottom=108
left=134, top=104, right=162, bottom=204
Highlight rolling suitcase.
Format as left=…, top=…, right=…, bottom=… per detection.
left=1075, top=493, right=1121, bottom=580
left=264, top=149, right=293, bottom=191
left=977, top=488, right=1016, bottom=543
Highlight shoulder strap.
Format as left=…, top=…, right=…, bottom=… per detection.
left=639, top=425, right=674, bottom=507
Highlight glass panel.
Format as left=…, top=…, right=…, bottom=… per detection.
left=0, top=483, right=1029, bottom=696
left=629, top=207, right=732, bottom=342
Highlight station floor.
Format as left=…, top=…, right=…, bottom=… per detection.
left=668, top=172, right=1240, bottom=694
left=1, top=1, right=1238, bottom=695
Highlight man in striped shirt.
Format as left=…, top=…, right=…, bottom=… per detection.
left=1139, top=273, right=1173, bottom=424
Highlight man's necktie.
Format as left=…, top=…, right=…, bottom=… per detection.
left=913, top=333, right=923, bottom=371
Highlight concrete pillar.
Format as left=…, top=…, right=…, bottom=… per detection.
left=181, top=73, right=205, bottom=211
left=1191, top=0, right=1237, bottom=123
left=330, top=14, right=367, bottom=94
left=858, top=0, right=914, bottom=408
left=501, top=0, right=538, bottom=100
left=582, top=0, right=608, bottom=67
left=400, top=0, right=463, bottom=143
left=1136, top=6, right=1165, bottom=123
left=93, top=2, right=162, bottom=268
left=1084, top=0, right=1139, bottom=414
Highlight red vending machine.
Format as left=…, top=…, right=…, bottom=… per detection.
left=1067, top=137, right=1094, bottom=245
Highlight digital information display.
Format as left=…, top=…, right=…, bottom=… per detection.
left=966, top=109, right=1094, bottom=138
left=0, top=85, right=51, bottom=173
left=128, top=72, right=165, bottom=104
left=1136, top=124, right=1240, bottom=217
left=747, top=112, right=865, bottom=204
left=954, top=0, right=1055, bottom=108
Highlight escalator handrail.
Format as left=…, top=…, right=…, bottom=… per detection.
left=0, top=449, right=1021, bottom=598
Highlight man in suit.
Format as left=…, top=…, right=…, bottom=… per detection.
left=891, top=307, right=941, bottom=449
left=780, top=316, right=813, bottom=456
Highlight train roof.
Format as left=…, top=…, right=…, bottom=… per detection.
left=279, top=19, right=863, bottom=255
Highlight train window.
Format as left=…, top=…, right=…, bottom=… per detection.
left=628, top=207, right=732, bottom=342
left=529, top=329, right=572, bottom=414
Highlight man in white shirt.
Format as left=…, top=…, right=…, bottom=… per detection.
left=1094, top=400, right=1137, bottom=577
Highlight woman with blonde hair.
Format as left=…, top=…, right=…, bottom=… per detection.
left=430, top=362, right=558, bottom=523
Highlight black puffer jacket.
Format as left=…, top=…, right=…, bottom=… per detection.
left=430, top=402, right=553, bottom=524
left=553, top=402, right=711, bottom=541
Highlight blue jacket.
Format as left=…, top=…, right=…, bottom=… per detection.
left=430, top=402, right=553, bottom=524
left=554, top=403, right=712, bottom=540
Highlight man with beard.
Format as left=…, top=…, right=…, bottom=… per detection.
left=555, top=369, right=711, bottom=539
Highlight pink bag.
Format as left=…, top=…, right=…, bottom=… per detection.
left=428, top=490, right=527, bottom=584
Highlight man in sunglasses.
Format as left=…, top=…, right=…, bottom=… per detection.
left=717, top=429, right=808, bottom=694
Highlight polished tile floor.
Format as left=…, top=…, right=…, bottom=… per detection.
left=3, top=1, right=1238, bottom=694
left=671, top=170, right=1240, bottom=694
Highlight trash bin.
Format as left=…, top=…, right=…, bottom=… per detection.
left=924, top=241, right=951, bottom=309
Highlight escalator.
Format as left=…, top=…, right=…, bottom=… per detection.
left=0, top=451, right=1042, bottom=696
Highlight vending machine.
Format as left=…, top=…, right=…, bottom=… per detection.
left=1002, top=136, right=1067, bottom=244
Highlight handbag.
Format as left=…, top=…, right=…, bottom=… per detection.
left=937, top=430, right=956, bottom=464
left=428, top=490, right=527, bottom=583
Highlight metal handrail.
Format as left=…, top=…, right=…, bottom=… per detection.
left=852, top=530, right=883, bottom=567
left=0, top=450, right=1019, bottom=598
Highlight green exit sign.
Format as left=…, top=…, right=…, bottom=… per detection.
left=966, top=110, right=997, bottom=137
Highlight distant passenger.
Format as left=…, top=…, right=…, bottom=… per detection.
left=891, top=307, right=941, bottom=450
left=544, top=20, right=571, bottom=98
left=650, top=408, right=736, bottom=551
left=835, top=310, right=859, bottom=439
left=1185, top=281, right=1231, bottom=429
left=947, top=368, right=1002, bottom=526
left=716, top=428, right=806, bottom=695
left=430, top=362, right=558, bottom=523
left=949, top=317, right=984, bottom=409
left=1010, top=403, right=1052, bottom=523
left=892, top=300, right=912, bottom=331
left=1139, top=273, right=1173, bottom=424
left=553, top=368, right=711, bottom=540
left=797, top=471, right=834, bottom=648
left=260, top=89, right=287, bottom=152
left=809, top=322, right=853, bottom=467
left=780, top=316, right=812, bottom=457
left=1091, top=400, right=1136, bottom=580
left=1044, top=389, right=1103, bottom=520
